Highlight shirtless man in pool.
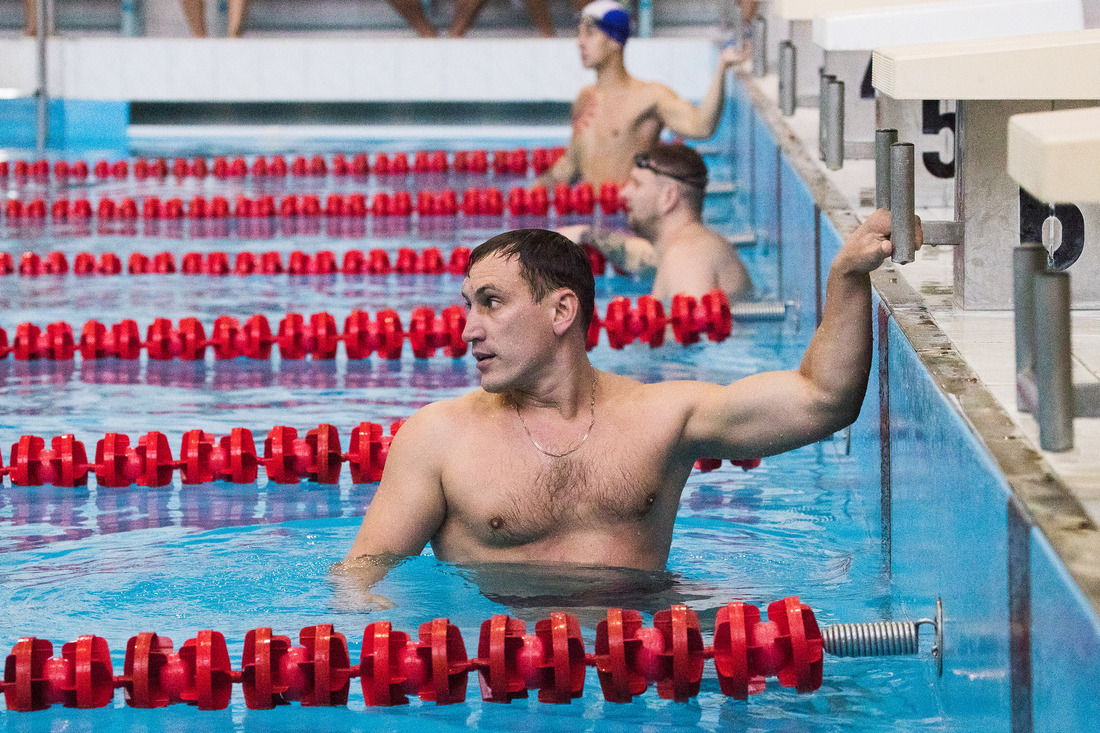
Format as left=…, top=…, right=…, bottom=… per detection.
left=539, top=1, right=748, bottom=187
left=560, top=143, right=753, bottom=302
left=344, top=212, right=920, bottom=579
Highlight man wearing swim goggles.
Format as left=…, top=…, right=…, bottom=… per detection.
left=560, top=144, right=753, bottom=302
left=539, top=1, right=749, bottom=188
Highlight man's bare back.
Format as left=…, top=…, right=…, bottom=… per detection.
left=651, top=222, right=752, bottom=302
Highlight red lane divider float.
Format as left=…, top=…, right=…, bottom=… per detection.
left=0, top=422, right=401, bottom=487
left=2, top=245, right=609, bottom=278
left=0, top=597, right=821, bottom=712
left=3, top=247, right=474, bottom=278
left=588, top=290, right=733, bottom=349
left=0, top=422, right=754, bottom=489
left=0, top=291, right=734, bottom=363
left=0, top=183, right=618, bottom=226
left=0, top=148, right=568, bottom=185
left=0, top=307, right=467, bottom=361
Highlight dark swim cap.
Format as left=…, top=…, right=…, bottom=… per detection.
left=582, top=1, right=631, bottom=46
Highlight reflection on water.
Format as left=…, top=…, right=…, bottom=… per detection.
left=0, top=482, right=378, bottom=553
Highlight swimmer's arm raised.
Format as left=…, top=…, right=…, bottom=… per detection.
left=677, top=210, right=920, bottom=459
left=656, top=46, right=743, bottom=140
left=559, top=224, right=656, bottom=278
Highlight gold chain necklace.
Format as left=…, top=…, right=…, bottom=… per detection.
left=513, top=374, right=597, bottom=458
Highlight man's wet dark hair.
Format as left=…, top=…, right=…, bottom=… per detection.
left=467, top=229, right=596, bottom=331
left=639, top=143, right=708, bottom=216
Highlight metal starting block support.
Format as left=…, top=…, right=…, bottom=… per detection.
left=873, top=28, right=1100, bottom=309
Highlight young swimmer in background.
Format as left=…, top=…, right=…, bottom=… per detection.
left=539, top=1, right=746, bottom=187
left=340, top=213, right=920, bottom=605
left=560, top=144, right=752, bottom=302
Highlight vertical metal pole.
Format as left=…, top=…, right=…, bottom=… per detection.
left=778, top=41, right=796, bottom=117
left=818, top=71, right=835, bottom=161
left=814, top=205, right=823, bottom=326
left=1013, top=244, right=1047, bottom=412
left=1034, top=271, right=1074, bottom=451
left=875, top=129, right=898, bottom=209
left=889, top=143, right=915, bottom=264
left=638, top=0, right=653, bottom=38
left=35, top=0, right=49, bottom=151
left=731, top=0, right=745, bottom=46
left=775, top=145, right=783, bottom=300
left=824, top=79, right=845, bottom=171
left=751, top=15, right=767, bottom=77
left=121, top=0, right=138, bottom=36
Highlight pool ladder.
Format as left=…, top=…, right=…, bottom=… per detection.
left=822, top=598, right=944, bottom=676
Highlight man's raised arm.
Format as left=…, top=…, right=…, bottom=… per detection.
left=678, top=209, right=921, bottom=460
left=656, top=46, right=744, bottom=140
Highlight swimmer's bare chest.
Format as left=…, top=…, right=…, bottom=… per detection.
left=433, top=417, right=692, bottom=567
left=573, top=87, right=664, bottom=182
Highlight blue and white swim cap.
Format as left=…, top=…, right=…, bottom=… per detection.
left=581, top=1, right=631, bottom=46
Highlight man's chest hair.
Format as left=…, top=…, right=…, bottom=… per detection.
left=450, top=450, right=660, bottom=546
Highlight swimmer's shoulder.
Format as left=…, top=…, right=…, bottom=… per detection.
left=414, top=391, right=493, bottom=421
left=607, top=374, right=720, bottom=428
left=601, top=370, right=682, bottom=405
left=573, top=85, right=597, bottom=106
left=400, top=395, right=480, bottom=442
left=639, top=79, right=679, bottom=104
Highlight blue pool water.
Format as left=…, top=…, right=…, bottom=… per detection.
left=0, top=140, right=947, bottom=731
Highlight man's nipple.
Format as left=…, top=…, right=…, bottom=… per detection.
left=489, top=516, right=505, bottom=530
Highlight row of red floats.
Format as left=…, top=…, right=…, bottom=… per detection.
left=0, top=308, right=467, bottom=361
left=5, top=247, right=476, bottom=278
left=0, top=148, right=567, bottom=183
left=0, top=291, right=733, bottom=363
left=0, top=597, right=822, bottom=712
left=0, top=423, right=399, bottom=487
left=0, top=422, right=756, bottom=489
left=2, top=182, right=621, bottom=222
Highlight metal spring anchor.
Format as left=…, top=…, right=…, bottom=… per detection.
left=822, top=598, right=944, bottom=676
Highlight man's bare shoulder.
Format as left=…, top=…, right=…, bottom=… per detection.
left=671, top=222, right=738, bottom=255
left=637, top=79, right=681, bottom=104
left=574, top=84, right=598, bottom=105
left=398, top=391, right=494, bottom=441
left=602, top=371, right=718, bottom=411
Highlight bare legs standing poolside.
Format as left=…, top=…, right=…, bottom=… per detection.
left=388, top=0, right=556, bottom=38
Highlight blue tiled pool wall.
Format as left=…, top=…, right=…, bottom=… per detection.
left=1029, top=531, right=1100, bottom=732
left=727, top=79, right=1100, bottom=731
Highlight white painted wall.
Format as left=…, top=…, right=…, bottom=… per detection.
left=0, top=36, right=718, bottom=102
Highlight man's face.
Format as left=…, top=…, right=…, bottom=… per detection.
left=621, top=166, right=664, bottom=240
left=461, top=254, right=559, bottom=394
left=577, top=19, right=621, bottom=69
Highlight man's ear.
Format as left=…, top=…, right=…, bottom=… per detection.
left=657, top=181, right=680, bottom=216
left=550, top=288, right=580, bottom=336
